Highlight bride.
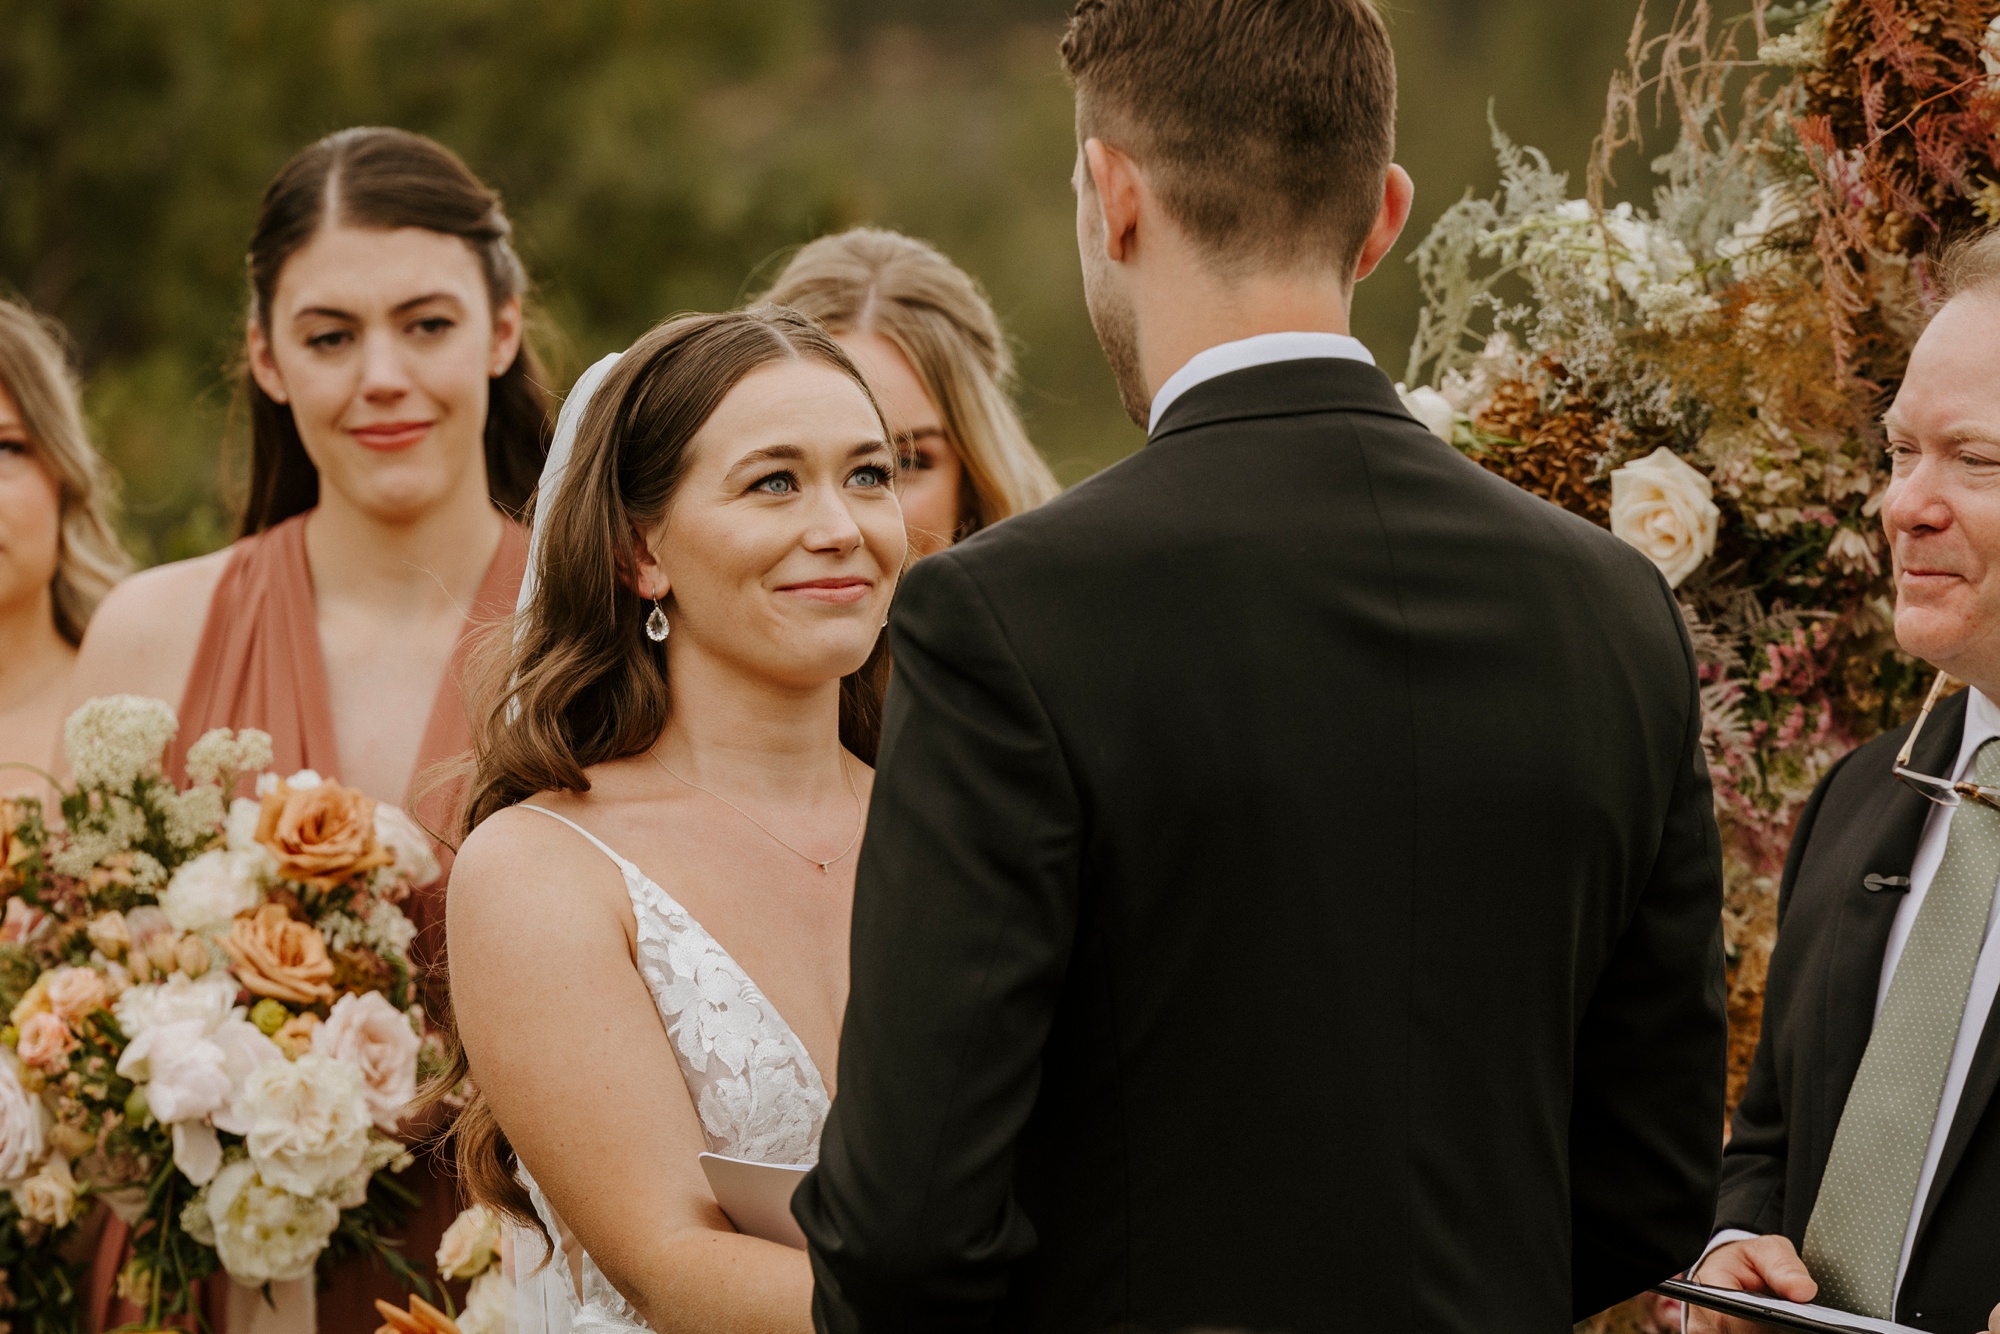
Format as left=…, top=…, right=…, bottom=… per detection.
left=443, top=306, right=904, bottom=1332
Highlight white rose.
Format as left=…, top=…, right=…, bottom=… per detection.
left=9, top=1152, right=79, bottom=1227
left=202, top=1157, right=341, bottom=1283
left=160, top=849, right=266, bottom=936
left=437, top=1204, right=504, bottom=1280
left=239, top=1053, right=372, bottom=1198
left=0, top=1053, right=46, bottom=1187
left=1609, top=447, right=1721, bottom=588
left=257, top=769, right=322, bottom=796
left=113, top=972, right=238, bottom=1041
left=373, top=804, right=441, bottom=897
left=1395, top=383, right=1457, bottom=443
left=314, top=992, right=421, bottom=1132
left=458, top=1268, right=516, bottom=1334
left=118, top=1016, right=281, bottom=1185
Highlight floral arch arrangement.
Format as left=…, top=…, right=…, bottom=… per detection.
left=1397, top=0, right=2000, bottom=1133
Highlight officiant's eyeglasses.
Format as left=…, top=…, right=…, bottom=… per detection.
left=1895, top=670, right=2000, bottom=811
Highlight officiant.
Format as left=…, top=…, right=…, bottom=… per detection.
left=1692, top=228, right=2000, bottom=1334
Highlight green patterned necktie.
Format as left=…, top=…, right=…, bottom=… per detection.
left=1802, top=736, right=2000, bottom=1318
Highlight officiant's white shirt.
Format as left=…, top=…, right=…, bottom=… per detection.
left=1147, top=331, right=1374, bottom=434
left=1704, top=685, right=2000, bottom=1302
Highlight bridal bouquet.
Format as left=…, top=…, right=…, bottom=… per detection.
left=1398, top=0, right=2000, bottom=1113
left=0, top=695, right=439, bottom=1327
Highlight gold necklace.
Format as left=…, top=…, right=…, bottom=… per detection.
left=648, top=748, right=863, bottom=874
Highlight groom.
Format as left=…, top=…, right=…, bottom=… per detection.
left=794, top=2, right=1728, bottom=1330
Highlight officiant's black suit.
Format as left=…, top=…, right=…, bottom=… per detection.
left=795, top=359, right=1728, bottom=1334
left=1716, top=687, right=2000, bottom=1332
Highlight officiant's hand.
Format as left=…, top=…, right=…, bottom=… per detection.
left=1685, top=1235, right=1818, bottom=1334
left=1984, top=1297, right=1998, bottom=1333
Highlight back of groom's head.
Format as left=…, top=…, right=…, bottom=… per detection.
left=1060, top=0, right=1397, bottom=276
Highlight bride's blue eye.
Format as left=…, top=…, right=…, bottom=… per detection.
left=751, top=471, right=798, bottom=495
left=850, top=465, right=891, bottom=488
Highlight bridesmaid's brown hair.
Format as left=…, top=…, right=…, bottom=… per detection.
left=240, top=127, right=551, bottom=534
left=441, top=306, right=891, bottom=1230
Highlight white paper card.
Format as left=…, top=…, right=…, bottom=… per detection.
left=698, top=1153, right=811, bottom=1251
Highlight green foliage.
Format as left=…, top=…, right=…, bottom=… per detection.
left=0, top=1198, right=83, bottom=1334
left=0, top=0, right=1651, bottom=568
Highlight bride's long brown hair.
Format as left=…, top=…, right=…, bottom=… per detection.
left=441, top=306, right=892, bottom=1227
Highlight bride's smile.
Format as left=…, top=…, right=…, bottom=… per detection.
left=645, top=357, right=902, bottom=689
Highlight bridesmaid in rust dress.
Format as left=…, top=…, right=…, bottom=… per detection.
left=65, top=127, right=550, bottom=1333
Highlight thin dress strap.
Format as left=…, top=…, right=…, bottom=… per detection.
left=516, top=804, right=641, bottom=878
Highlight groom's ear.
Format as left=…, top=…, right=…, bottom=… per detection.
left=1083, top=138, right=1143, bottom=265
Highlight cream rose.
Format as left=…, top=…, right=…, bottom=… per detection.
left=437, top=1203, right=504, bottom=1280
left=314, top=992, right=421, bottom=1132
left=117, top=1014, right=282, bottom=1185
left=1396, top=383, right=1457, bottom=443
left=10, top=1151, right=78, bottom=1227
left=1609, top=447, right=1721, bottom=588
left=161, top=849, right=266, bottom=936
left=0, top=1054, right=45, bottom=1187
left=458, top=1268, right=515, bottom=1334
left=113, top=972, right=238, bottom=1041
left=373, top=804, right=441, bottom=900
left=239, top=1052, right=373, bottom=1197
left=201, top=1157, right=341, bottom=1283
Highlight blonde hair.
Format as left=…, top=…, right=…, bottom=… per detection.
left=763, top=228, right=1060, bottom=538
left=1935, top=226, right=2000, bottom=304
left=0, top=300, right=130, bottom=645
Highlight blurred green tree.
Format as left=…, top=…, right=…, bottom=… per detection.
left=0, top=0, right=1648, bottom=566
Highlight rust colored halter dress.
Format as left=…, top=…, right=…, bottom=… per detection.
left=86, top=511, right=528, bottom=1334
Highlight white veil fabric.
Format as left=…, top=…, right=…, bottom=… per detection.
left=508, top=351, right=620, bottom=1334
left=516, top=351, right=625, bottom=624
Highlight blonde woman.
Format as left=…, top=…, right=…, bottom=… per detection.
left=0, top=300, right=128, bottom=797
left=762, top=227, right=1060, bottom=555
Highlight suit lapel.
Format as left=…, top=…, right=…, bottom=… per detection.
left=1815, top=691, right=1968, bottom=1149
left=1915, top=1000, right=2000, bottom=1244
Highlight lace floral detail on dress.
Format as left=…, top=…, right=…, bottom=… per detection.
left=634, top=879, right=828, bottom=1164
left=510, top=805, right=830, bottom=1334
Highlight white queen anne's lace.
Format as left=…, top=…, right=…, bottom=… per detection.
left=514, top=807, right=828, bottom=1333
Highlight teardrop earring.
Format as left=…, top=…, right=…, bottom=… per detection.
left=645, top=598, right=670, bottom=643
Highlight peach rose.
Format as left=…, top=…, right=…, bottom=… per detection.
left=223, top=905, right=335, bottom=1005
left=44, top=967, right=108, bottom=1024
left=255, top=780, right=392, bottom=889
left=16, top=1011, right=77, bottom=1072
left=274, top=1011, right=322, bottom=1061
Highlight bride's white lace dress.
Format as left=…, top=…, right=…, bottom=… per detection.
left=510, top=805, right=831, bottom=1334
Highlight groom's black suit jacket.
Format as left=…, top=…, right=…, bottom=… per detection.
left=1716, top=687, right=2000, bottom=1331
left=794, top=360, right=1728, bottom=1334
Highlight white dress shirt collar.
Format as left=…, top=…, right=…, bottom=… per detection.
left=1948, top=685, right=2000, bottom=780
left=1146, top=331, right=1375, bottom=434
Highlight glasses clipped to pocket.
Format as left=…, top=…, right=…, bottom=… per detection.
left=1894, top=670, right=2000, bottom=811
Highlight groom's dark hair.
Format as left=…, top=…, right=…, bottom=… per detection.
left=1061, top=0, right=1396, bottom=275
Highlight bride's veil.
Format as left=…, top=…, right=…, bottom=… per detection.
left=517, top=351, right=624, bottom=624
left=507, top=351, right=620, bottom=1334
